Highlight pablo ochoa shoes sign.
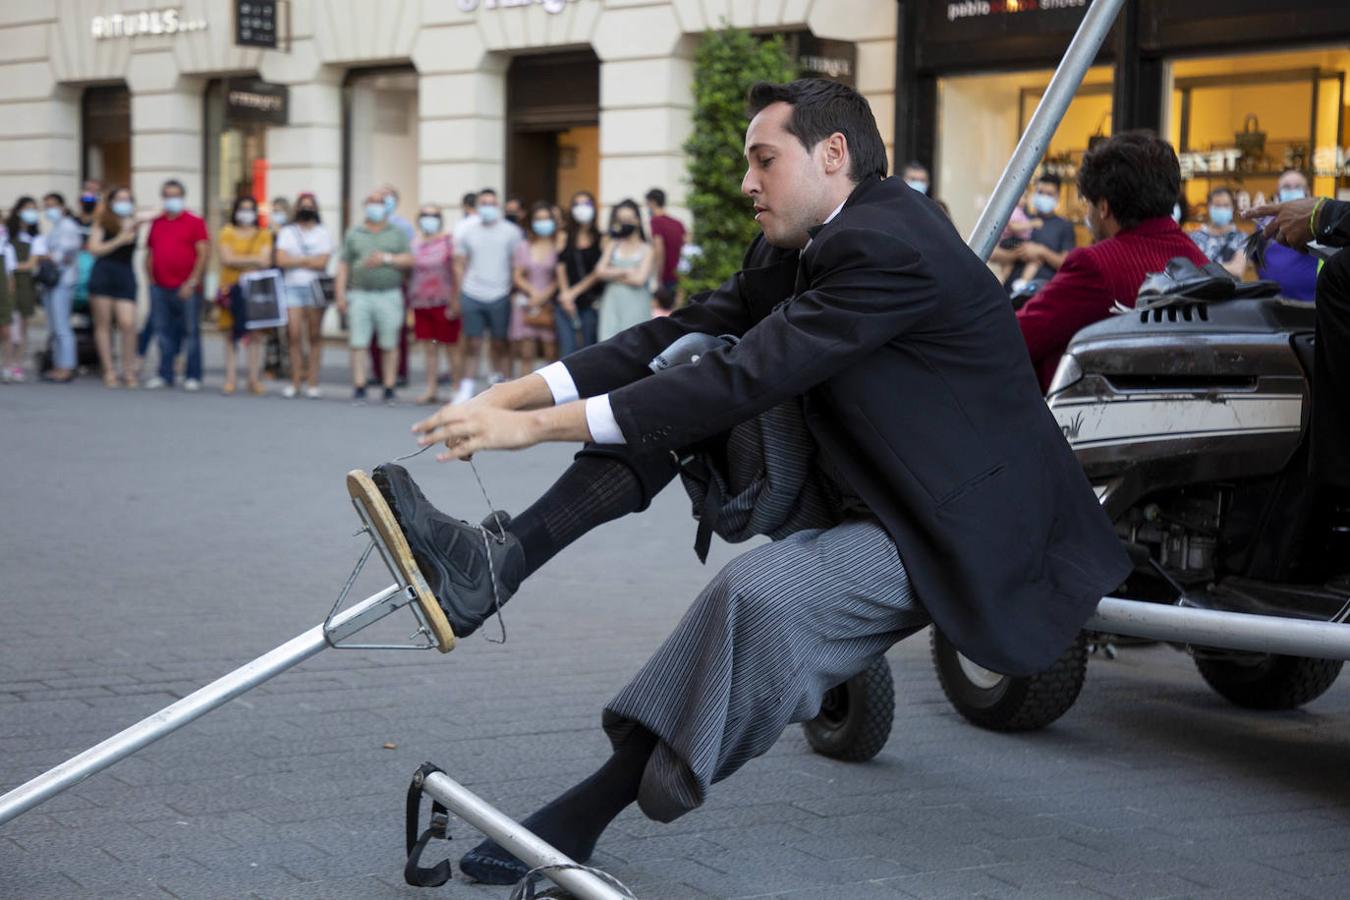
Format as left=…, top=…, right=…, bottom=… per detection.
left=91, top=7, right=209, bottom=40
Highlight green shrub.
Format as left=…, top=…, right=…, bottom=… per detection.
left=682, top=26, right=795, bottom=296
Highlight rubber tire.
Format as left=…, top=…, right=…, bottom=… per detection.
left=1194, top=653, right=1342, bottom=710
left=932, top=629, right=1087, bottom=731
left=802, top=656, right=895, bottom=762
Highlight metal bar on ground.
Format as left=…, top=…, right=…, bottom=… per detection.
left=1088, top=596, right=1350, bottom=661
left=420, top=771, right=633, bottom=900
left=966, top=0, right=1127, bottom=262
left=0, top=584, right=405, bottom=828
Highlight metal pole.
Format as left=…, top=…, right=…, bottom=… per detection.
left=966, top=0, right=1127, bottom=261
left=1088, top=597, right=1350, bottom=661
left=420, top=771, right=633, bottom=900
left=0, top=584, right=405, bottom=828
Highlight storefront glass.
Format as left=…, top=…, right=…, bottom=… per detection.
left=345, top=68, right=419, bottom=230
left=204, top=78, right=269, bottom=231
left=507, top=51, right=600, bottom=209
left=1165, top=46, right=1350, bottom=224
left=936, top=66, right=1114, bottom=242
left=82, top=84, right=132, bottom=189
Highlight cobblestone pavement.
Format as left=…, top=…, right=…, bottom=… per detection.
left=3, top=352, right=1350, bottom=899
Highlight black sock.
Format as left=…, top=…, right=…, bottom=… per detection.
left=459, top=726, right=659, bottom=883
left=507, top=455, right=648, bottom=577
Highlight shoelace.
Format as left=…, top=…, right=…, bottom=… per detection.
left=393, top=444, right=508, bottom=643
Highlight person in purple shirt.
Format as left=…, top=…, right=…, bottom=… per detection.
left=1257, top=169, right=1319, bottom=301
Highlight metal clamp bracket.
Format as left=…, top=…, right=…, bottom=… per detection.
left=322, top=525, right=436, bottom=651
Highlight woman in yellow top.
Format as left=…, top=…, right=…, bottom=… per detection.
left=217, top=196, right=273, bottom=395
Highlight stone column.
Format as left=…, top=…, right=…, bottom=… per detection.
left=0, top=3, right=79, bottom=202
left=260, top=38, right=344, bottom=228
left=125, top=52, right=204, bottom=208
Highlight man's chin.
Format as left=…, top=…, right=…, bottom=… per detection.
left=760, top=225, right=808, bottom=250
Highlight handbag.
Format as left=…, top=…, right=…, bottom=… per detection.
left=524, top=295, right=554, bottom=329
left=1235, top=114, right=1266, bottom=157
left=310, top=275, right=336, bottom=306
left=34, top=258, right=60, bottom=289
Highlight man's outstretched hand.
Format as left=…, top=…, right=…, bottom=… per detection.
left=1245, top=197, right=1321, bottom=251
left=411, top=375, right=593, bottom=461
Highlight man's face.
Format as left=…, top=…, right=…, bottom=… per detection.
left=903, top=166, right=929, bottom=194
left=1032, top=182, right=1059, bottom=215
left=1277, top=171, right=1309, bottom=200
left=741, top=102, right=836, bottom=249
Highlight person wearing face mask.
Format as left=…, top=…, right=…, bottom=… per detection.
left=36, top=193, right=83, bottom=382
left=451, top=187, right=523, bottom=402
left=595, top=199, right=656, bottom=342
left=1255, top=169, right=1319, bottom=301
left=504, top=195, right=526, bottom=227
left=1187, top=187, right=1247, bottom=279
left=275, top=192, right=333, bottom=398
left=77, top=180, right=102, bottom=237
left=2, top=196, right=43, bottom=381
left=554, top=190, right=604, bottom=355
left=508, top=202, right=561, bottom=376
left=452, top=191, right=479, bottom=244
left=216, top=196, right=274, bottom=395
left=902, top=160, right=930, bottom=195
left=86, top=187, right=142, bottom=387
left=372, top=184, right=414, bottom=392
left=991, top=174, right=1077, bottom=295
left=143, top=179, right=210, bottom=391
left=336, top=188, right=414, bottom=405
left=409, top=204, right=460, bottom=405
left=1017, top=132, right=1209, bottom=391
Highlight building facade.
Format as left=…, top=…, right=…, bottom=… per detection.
left=0, top=0, right=898, bottom=236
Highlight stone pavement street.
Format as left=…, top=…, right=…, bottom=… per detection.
left=3, top=349, right=1350, bottom=899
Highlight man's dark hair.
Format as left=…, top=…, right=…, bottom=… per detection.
left=478, top=187, right=497, bottom=200
left=645, top=188, right=666, bottom=207
left=161, top=178, right=186, bottom=196
left=43, top=192, right=67, bottom=211
left=1208, top=186, right=1234, bottom=205
left=1036, top=172, right=1062, bottom=190
left=1076, top=131, right=1179, bottom=230
left=746, top=79, right=888, bottom=183
left=461, top=192, right=477, bottom=209
left=903, top=160, right=928, bottom=174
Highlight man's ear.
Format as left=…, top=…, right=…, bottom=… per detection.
left=821, top=132, right=849, bottom=177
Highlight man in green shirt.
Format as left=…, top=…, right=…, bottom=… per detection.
left=337, top=189, right=414, bottom=404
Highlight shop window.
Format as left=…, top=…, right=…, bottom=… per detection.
left=1166, top=47, right=1350, bottom=222
left=82, top=84, right=131, bottom=189
left=936, top=66, right=1114, bottom=243
left=345, top=68, right=419, bottom=231
left=204, top=78, right=269, bottom=230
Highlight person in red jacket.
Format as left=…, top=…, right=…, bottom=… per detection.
left=1016, top=131, right=1209, bottom=391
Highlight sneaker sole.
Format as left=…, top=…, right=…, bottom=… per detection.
left=346, top=469, right=456, bottom=653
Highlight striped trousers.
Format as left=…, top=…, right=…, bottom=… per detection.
left=601, top=407, right=930, bottom=823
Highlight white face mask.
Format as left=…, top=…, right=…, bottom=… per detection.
left=271, top=211, right=287, bottom=227
left=236, top=209, right=257, bottom=226
left=571, top=203, right=595, bottom=224
left=904, top=179, right=929, bottom=195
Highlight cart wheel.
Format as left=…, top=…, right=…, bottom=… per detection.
left=1194, top=653, right=1342, bottom=710
left=802, top=656, right=895, bottom=762
left=932, top=629, right=1087, bottom=731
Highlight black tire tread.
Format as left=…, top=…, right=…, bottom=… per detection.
left=803, top=657, right=895, bottom=762
left=1194, top=654, right=1342, bottom=710
left=931, top=630, right=1087, bottom=732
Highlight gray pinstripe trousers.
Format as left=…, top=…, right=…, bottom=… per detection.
left=601, top=407, right=930, bottom=823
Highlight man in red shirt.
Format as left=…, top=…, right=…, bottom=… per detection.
left=144, top=179, right=210, bottom=390
left=645, top=188, right=685, bottom=306
left=1016, top=132, right=1208, bottom=391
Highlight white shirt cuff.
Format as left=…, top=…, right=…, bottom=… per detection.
left=585, top=394, right=626, bottom=445
left=537, top=361, right=579, bottom=405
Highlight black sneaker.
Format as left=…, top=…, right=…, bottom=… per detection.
left=372, top=464, right=524, bottom=638
left=383, top=387, right=397, bottom=407
left=353, top=386, right=368, bottom=405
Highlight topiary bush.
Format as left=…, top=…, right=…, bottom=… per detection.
left=682, top=26, right=795, bottom=297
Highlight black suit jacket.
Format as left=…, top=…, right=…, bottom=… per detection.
left=563, top=176, right=1130, bottom=676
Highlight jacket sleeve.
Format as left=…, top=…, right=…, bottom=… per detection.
left=1015, top=247, right=1108, bottom=369
left=562, top=237, right=774, bottom=398
left=605, top=226, right=940, bottom=449
left=1317, top=199, right=1350, bottom=247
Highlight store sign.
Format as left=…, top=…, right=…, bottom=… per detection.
left=794, top=35, right=856, bottom=86
left=456, top=0, right=576, bottom=13
left=1178, top=148, right=1244, bottom=179
left=235, top=0, right=279, bottom=49
left=944, top=0, right=1085, bottom=22
left=224, top=79, right=289, bottom=126
left=91, top=7, right=208, bottom=40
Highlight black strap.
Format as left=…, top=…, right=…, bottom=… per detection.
left=681, top=455, right=722, bottom=565
left=404, top=762, right=454, bottom=887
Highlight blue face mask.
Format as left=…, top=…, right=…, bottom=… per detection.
left=364, top=202, right=387, bottom=224
left=478, top=204, right=500, bottom=224
left=112, top=200, right=135, bottom=218
left=18, top=208, right=39, bottom=226
left=1031, top=194, right=1057, bottom=215
left=419, top=215, right=442, bottom=234
left=1209, top=206, right=1233, bottom=227
left=1278, top=188, right=1306, bottom=203
left=904, top=179, right=928, bottom=195
left=163, top=196, right=184, bottom=215
left=44, top=206, right=63, bottom=223
left=384, top=194, right=397, bottom=213
left=531, top=219, right=556, bottom=237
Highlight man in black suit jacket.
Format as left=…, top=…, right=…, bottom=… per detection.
left=381, top=79, right=1129, bottom=884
